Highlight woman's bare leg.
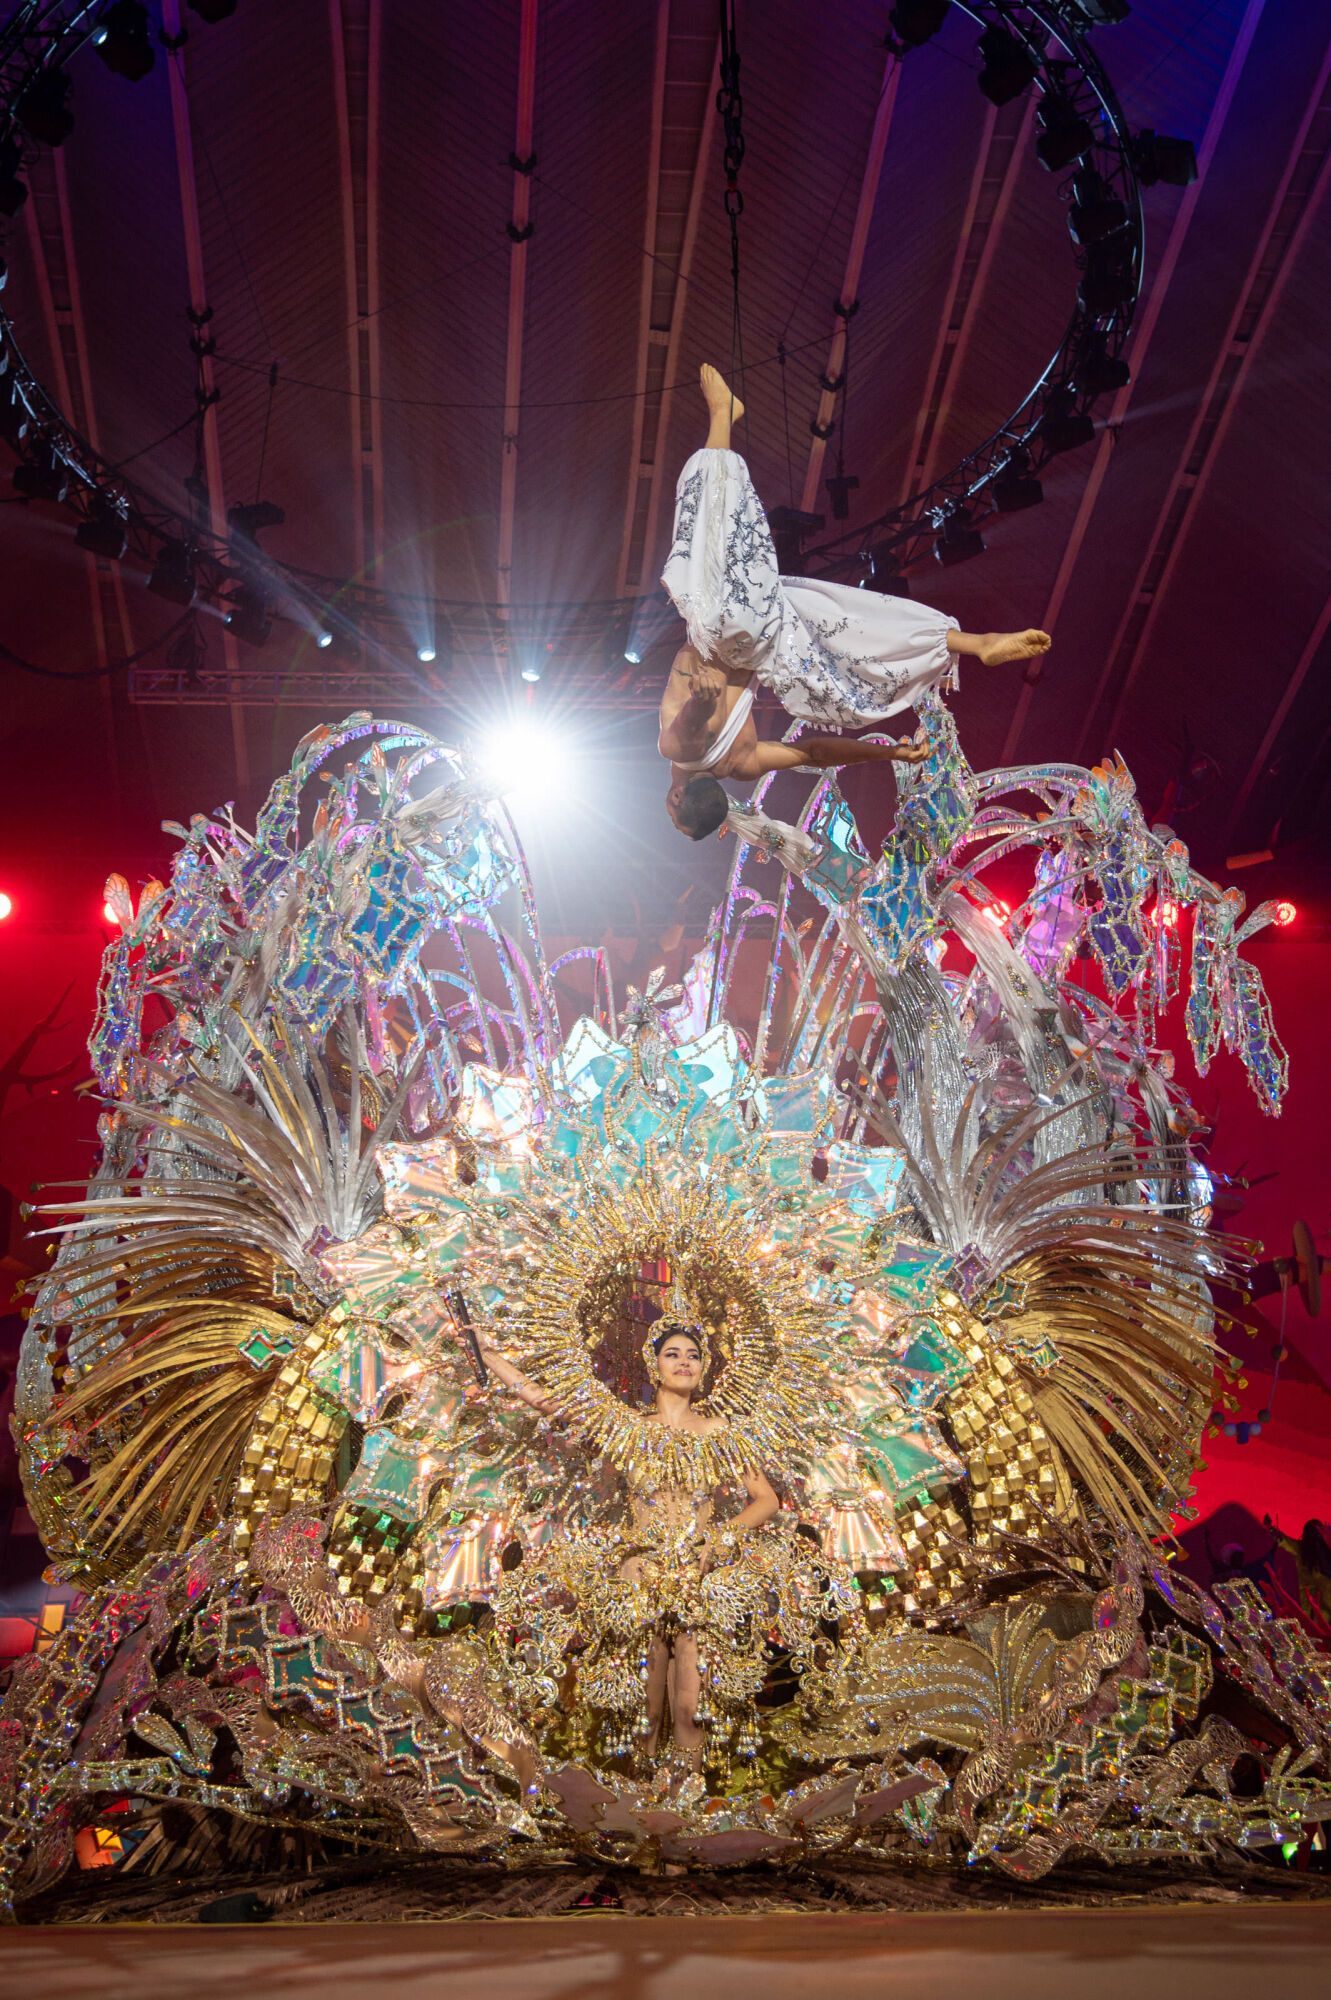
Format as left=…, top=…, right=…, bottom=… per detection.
left=701, top=364, right=745, bottom=450
left=667, top=1633, right=706, bottom=1771
left=644, top=1635, right=670, bottom=1753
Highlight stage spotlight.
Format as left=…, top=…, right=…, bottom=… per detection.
left=187, top=0, right=239, bottom=19
left=977, top=26, right=1035, bottom=107
left=521, top=662, right=542, bottom=684
left=12, top=439, right=69, bottom=502
left=934, top=512, right=985, bottom=567
left=417, top=643, right=437, bottom=663
left=16, top=69, right=75, bottom=147
left=477, top=718, right=570, bottom=808
left=1039, top=390, right=1095, bottom=455
left=0, top=891, right=12, bottom=921
left=1036, top=97, right=1093, bottom=173
left=102, top=899, right=119, bottom=925
left=623, top=643, right=642, bottom=665
left=1076, top=332, right=1131, bottom=396
left=75, top=493, right=129, bottom=561
left=94, top=3, right=155, bottom=83
left=982, top=898, right=1012, bottom=925
left=888, top=1, right=949, bottom=47
left=147, top=539, right=196, bottom=606
left=865, top=542, right=910, bottom=595
left=1132, top=129, right=1197, bottom=188
left=316, top=630, right=333, bottom=648
left=0, top=139, right=28, bottom=217
left=991, top=451, right=1044, bottom=512
left=1069, top=170, right=1128, bottom=246
left=1273, top=901, right=1297, bottom=927
left=225, top=586, right=273, bottom=647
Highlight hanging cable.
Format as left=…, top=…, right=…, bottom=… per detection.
left=717, top=0, right=750, bottom=450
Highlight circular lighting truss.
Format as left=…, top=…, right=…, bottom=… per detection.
left=805, top=0, right=1146, bottom=584
left=0, top=0, right=1150, bottom=686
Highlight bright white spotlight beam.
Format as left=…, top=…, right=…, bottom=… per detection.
left=477, top=718, right=572, bottom=808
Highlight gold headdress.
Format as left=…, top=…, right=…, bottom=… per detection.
left=642, top=1277, right=713, bottom=1388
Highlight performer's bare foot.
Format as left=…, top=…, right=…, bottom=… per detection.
left=701, top=362, right=744, bottom=449
left=976, top=628, right=1051, bottom=668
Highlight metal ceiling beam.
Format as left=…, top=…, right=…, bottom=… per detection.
left=328, top=0, right=385, bottom=583
left=616, top=8, right=720, bottom=602
left=799, top=52, right=901, bottom=515
left=894, top=98, right=998, bottom=510
left=21, top=151, right=124, bottom=807
left=1079, top=23, right=1331, bottom=766
left=903, top=87, right=1040, bottom=504
left=496, top=0, right=540, bottom=622
left=161, top=0, right=248, bottom=790
left=1001, top=0, right=1269, bottom=767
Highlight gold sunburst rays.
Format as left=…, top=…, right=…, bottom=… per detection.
left=460, top=1146, right=845, bottom=1487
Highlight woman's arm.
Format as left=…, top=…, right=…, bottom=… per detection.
left=477, top=1343, right=555, bottom=1417
left=658, top=648, right=728, bottom=759
left=731, top=1467, right=780, bottom=1532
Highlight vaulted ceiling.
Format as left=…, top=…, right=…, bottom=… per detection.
left=2, top=0, right=1329, bottom=930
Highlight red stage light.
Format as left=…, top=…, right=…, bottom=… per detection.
left=1156, top=899, right=1180, bottom=927
left=1273, top=900, right=1297, bottom=927
left=102, top=900, right=118, bottom=925
left=0, top=891, right=12, bottom=921
left=982, top=899, right=1012, bottom=925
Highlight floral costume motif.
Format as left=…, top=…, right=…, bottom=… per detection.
left=663, top=447, right=959, bottom=728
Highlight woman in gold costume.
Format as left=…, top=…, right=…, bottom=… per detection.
left=478, top=1321, right=847, bottom=1774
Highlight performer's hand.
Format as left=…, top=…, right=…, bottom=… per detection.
left=685, top=657, right=727, bottom=705
left=889, top=739, right=930, bottom=765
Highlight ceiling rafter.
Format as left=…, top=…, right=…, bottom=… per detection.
left=616, top=5, right=720, bottom=602
left=1001, top=0, right=1269, bottom=766
left=21, top=150, right=126, bottom=807
left=161, top=0, right=248, bottom=791
left=1078, top=26, right=1331, bottom=765
left=799, top=51, right=901, bottom=515
left=328, top=0, right=385, bottom=584
left=495, top=0, right=540, bottom=624
left=902, top=86, right=1039, bottom=504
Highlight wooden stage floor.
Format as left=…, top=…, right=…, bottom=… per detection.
left=3, top=1902, right=1330, bottom=2000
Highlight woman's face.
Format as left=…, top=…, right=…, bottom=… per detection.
left=656, top=1334, right=703, bottom=1394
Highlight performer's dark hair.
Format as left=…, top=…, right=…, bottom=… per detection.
left=652, top=1320, right=703, bottom=1358
left=675, top=775, right=729, bottom=841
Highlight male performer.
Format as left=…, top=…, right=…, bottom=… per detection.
left=658, top=365, right=1051, bottom=839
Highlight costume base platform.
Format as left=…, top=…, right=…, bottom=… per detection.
left=4, top=1903, right=1331, bottom=2000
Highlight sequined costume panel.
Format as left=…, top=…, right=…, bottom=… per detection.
left=662, top=447, right=960, bottom=727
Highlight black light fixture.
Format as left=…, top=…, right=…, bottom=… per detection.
left=864, top=542, right=911, bottom=596
left=94, top=3, right=155, bottom=83
left=0, top=139, right=27, bottom=217
left=1076, top=331, right=1131, bottom=396
left=933, top=511, right=985, bottom=567
left=12, top=437, right=68, bottom=502
left=991, top=449, right=1044, bottom=513
left=825, top=470, right=859, bottom=522
left=75, top=492, right=129, bottom=560
left=15, top=69, right=74, bottom=148
left=1035, top=96, right=1093, bottom=173
left=888, top=1, right=950, bottom=48
left=166, top=619, right=206, bottom=688
left=1070, top=1, right=1131, bottom=22
left=1069, top=169, right=1128, bottom=246
left=977, top=26, right=1036, bottom=107
left=1079, top=241, right=1135, bottom=317
left=1039, top=388, right=1095, bottom=455
left=225, top=584, right=274, bottom=647
left=187, top=0, right=240, bottom=18
left=0, top=377, right=30, bottom=452
left=147, top=538, right=197, bottom=606
left=1132, top=129, right=1198, bottom=188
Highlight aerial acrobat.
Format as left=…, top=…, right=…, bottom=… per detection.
left=658, top=364, right=1052, bottom=838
